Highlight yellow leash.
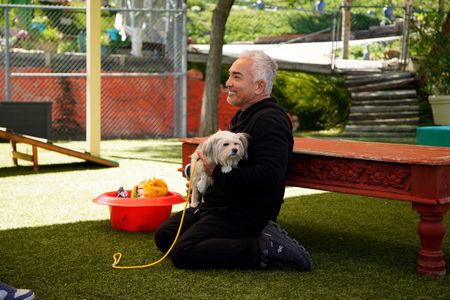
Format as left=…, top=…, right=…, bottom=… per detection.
left=112, top=161, right=197, bottom=269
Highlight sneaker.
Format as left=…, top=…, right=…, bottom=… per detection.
left=258, top=220, right=312, bottom=272
left=0, top=282, right=35, bottom=300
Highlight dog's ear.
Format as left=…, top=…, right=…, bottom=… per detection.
left=201, top=135, right=215, bottom=160
left=238, top=133, right=250, bottom=160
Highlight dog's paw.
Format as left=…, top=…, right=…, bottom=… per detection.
left=221, top=165, right=232, bottom=173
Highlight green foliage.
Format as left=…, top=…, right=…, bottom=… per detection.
left=335, top=39, right=401, bottom=60
left=109, top=36, right=132, bottom=53
left=409, top=11, right=450, bottom=95
left=57, top=39, right=78, bottom=53
left=187, top=9, right=213, bottom=44
left=225, top=10, right=294, bottom=42
left=288, top=12, right=334, bottom=34
left=187, top=0, right=208, bottom=11
left=36, top=2, right=85, bottom=35
left=189, top=7, right=382, bottom=44
left=351, top=12, right=381, bottom=30
left=40, top=26, right=60, bottom=42
left=288, top=12, right=380, bottom=35
left=272, top=71, right=350, bottom=131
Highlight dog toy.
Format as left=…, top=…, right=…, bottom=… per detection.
left=115, top=178, right=169, bottom=199
left=131, top=185, right=138, bottom=198
left=116, top=186, right=128, bottom=198
left=137, top=178, right=168, bottom=198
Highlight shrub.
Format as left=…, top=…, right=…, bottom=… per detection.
left=41, top=27, right=61, bottom=42
left=409, top=11, right=450, bottom=95
left=272, top=71, right=350, bottom=131
left=225, top=10, right=297, bottom=42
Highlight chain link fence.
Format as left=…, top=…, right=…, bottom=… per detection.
left=1, top=2, right=186, bottom=140
left=1, top=2, right=443, bottom=142
left=331, top=4, right=408, bottom=69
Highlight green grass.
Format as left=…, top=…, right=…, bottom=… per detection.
left=1, top=139, right=450, bottom=299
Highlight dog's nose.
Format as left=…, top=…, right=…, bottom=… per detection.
left=232, top=148, right=238, bottom=154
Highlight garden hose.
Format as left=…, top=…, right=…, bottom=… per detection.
left=111, top=161, right=197, bottom=269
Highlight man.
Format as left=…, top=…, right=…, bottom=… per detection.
left=154, top=50, right=312, bottom=271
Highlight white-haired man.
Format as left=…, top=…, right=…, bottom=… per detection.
left=155, top=50, right=312, bottom=271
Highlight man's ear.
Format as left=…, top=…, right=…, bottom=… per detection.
left=255, top=80, right=266, bottom=95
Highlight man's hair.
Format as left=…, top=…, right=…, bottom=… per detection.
left=239, top=50, right=278, bottom=94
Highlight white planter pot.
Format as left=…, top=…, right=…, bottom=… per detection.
left=429, top=94, right=450, bottom=125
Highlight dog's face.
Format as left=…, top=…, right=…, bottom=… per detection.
left=202, top=130, right=249, bottom=165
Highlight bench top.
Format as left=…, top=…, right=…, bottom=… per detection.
left=294, top=138, right=450, bottom=166
left=181, top=137, right=450, bottom=166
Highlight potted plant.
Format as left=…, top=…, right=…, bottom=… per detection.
left=39, top=27, right=61, bottom=52
left=410, top=11, right=450, bottom=125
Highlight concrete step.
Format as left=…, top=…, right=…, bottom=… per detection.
left=345, top=72, right=412, bottom=86
left=347, top=117, right=419, bottom=125
left=351, top=98, right=419, bottom=106
left=348, top=77, right=416, bottom=92
left=351, top=90, right=417, bottom=100
left=345, top=125, right=417, bottom=132
left=343, top=71, right=419, bottom=140
left=350, top=105, right=419, bottom=113
left=349, top=111, right=419, bottom=120
left=340, top=131, right=417, bottom=138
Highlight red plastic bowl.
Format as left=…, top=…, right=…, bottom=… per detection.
left=93, top=191, right=186, bottom=232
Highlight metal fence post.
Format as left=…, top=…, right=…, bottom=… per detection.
left=4, top=6, right=11, bottom=101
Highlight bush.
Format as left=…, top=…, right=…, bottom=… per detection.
left=409, top=11, right=450, bottom=95
left=351, top=12, right=381, bottom=30
left=189, top=7, right=382, bottom=44
left=272, top=71, right=350, bottom=131
left=288, top=12, right=334, bottom=34
left=226, top=10, right=297, bottom=42
left=289, top=12, right=381, bottom=34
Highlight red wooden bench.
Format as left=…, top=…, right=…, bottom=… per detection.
left=180, top=137, right=450, bottom=276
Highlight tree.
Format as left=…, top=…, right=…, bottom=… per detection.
left=199, top=0, right=235, bottom=136
left=341, top=0, right=351, bottom=59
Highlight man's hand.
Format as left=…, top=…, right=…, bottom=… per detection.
left=197, top=151, right=216, bottom=176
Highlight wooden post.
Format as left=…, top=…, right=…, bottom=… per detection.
left=401, top=0, right=413, bottom=68
left=341, top=0, right=352, bottom=59
left=86, top=0, right=101, bottom=156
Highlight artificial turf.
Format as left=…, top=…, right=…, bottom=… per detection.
left=1, top=139, right=449, bottom=299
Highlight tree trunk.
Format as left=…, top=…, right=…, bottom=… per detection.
left=199, top=0, right=235, bottom=136
left=341, top=0, right=352, bottom=59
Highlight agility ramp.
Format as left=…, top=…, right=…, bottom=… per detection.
left=0, top=127, right=119, bottom=172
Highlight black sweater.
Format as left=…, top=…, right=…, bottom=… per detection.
left=201, top=98, right=294, bottom=220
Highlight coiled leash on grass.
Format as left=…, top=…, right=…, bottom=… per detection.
left=112, top=161, right=197, bottom=269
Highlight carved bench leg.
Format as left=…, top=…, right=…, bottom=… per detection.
left=412, top=203, right=450, bottom=276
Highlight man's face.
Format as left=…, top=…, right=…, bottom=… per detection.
left=226, top=57, right=264, bottom=110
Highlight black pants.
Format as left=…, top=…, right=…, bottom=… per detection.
left=154, top=207, right=270, bottom=269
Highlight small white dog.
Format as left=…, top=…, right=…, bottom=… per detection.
left=189, top=130, right=249, bottom=208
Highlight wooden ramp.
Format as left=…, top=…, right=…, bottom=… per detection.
left=0, top=127, right=119, bottom=172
